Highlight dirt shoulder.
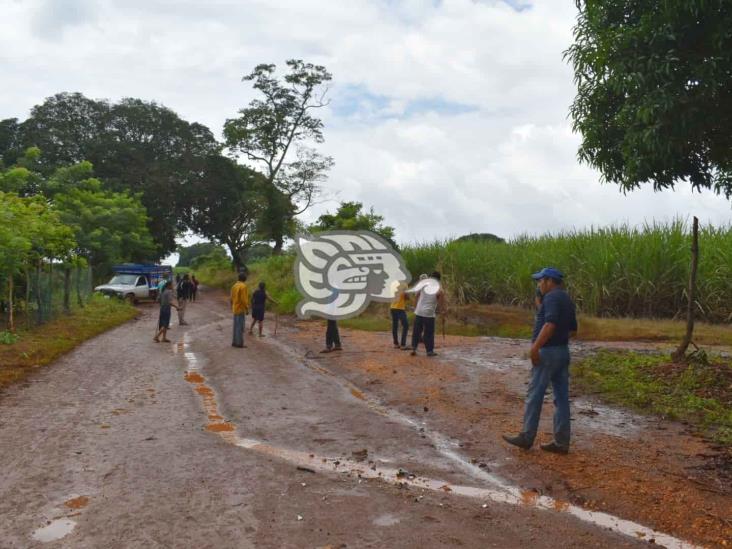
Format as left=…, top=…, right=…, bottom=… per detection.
left=0, top=296, right=136, bottom=390
left=289, top=319, right=732, bottom=547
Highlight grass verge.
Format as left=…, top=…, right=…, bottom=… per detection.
left=0, top=295, right=136, bottom=390
left=573, top=351, right=732, bottom=446
left=342, top=303, right=732, bottom=345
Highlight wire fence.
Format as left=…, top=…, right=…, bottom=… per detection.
left=1, top=264, right=94, bottom=330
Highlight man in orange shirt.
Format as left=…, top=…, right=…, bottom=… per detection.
left=230, top=272, right=250, bottom=348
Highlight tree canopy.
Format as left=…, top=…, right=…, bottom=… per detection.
left=224, top=60, right=334, bottom=252
left=312, top=201, right=397, bottom=248
left=177, top=242, right=227, bottom=268
left=183, top=155, right=266, bottom=270
left=566, top=0, right=732, bottom=196
left=1, top=93, right=220, bottom=256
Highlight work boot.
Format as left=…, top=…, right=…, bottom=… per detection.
left=427, top=351, right=438, bottom=357
left=540, top=441, right=569, bottom=454
left=502, top=434, right=532, bottom=450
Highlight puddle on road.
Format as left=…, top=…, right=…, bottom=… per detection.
left=445, top=343, right=646, bottom=437
left=373, top=514, right=401, bottom=527
left=178, top=335, right=701, bottom=549
left=442, top=346, right=526, bottom=372
left=32, top=519, right=76, bottom=543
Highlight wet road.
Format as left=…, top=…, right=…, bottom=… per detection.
left=0, top=290, right=704, bottom=548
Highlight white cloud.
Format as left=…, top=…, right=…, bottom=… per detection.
left=0, top=0, right=729, bottom=247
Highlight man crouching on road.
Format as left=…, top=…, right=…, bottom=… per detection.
left=503, top=267, right=577, bottom=454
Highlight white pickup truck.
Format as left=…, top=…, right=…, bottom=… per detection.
left=95, top=273, right=157, bottom=303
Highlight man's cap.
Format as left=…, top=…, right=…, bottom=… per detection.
left=531, top=267, right=564, bottom=281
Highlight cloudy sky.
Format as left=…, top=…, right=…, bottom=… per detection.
left=2, top=0, right=731, bottom=246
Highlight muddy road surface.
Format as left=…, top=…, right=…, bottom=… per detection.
left=0, top=289, right=728, bottom=548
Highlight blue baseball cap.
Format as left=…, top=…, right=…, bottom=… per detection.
left=531, top=267, right=564, bottom=281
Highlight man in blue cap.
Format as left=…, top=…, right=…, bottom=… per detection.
left=503, top=267, right=577, bottom=454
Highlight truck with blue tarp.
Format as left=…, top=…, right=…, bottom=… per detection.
left=94, top=264, right=173, bottom=303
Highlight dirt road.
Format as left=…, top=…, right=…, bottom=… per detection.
left=0, top=289, right=728, bottom=548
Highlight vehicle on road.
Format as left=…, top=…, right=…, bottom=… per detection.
left=94, top=264, right=173, bottom=303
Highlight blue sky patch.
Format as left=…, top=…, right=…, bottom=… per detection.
left=332, top=84, right=478, bottom=121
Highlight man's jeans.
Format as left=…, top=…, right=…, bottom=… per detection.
left=521, top=345, right=571, bottom=447
left=232, top=313, right=246, bottom=346
left=411, top=315, right=435, bottom=353
left=391, top=309, right=408, bottom=347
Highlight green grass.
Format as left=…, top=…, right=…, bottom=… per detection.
left=574, top=351, right=732, bottom=445
left=339, top=302, right=732, bottom=344
left=197, top=255, right=300, bottom=315
left=0, top=294, right=136, bottom=390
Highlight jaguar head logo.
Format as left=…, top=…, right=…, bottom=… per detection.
left=294, top=231, right=412, bottom=320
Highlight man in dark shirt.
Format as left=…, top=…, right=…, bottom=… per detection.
left=176, top=274, right=195, bottom=326
left=503, top=267, right=578, bottom=454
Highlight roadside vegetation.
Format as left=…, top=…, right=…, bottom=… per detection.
left=574, top=351, right=732, bottom=446
left=0, top=295, right=136, bottom=390
left=197, top=219, right=732, bottom=341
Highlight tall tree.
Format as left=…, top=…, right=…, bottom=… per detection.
left=0, top=191, right=76, bottom=329
left=177, top=242, right=226, bottom=268
left=224, top=60, right=334, bottom=253
left=184, top=155, right=266, bottom=271
left=14, top=92, right=219, bottom=256
left=51, top=164, right=156, bottom=273
left=19, top=92, right=111, bottom=170
left=565, top=0, right=732, bottom=195
left=0, top=118, right=21, bottom=168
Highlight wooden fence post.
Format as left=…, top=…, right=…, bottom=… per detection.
left=672, top=216, right=699, bottom=361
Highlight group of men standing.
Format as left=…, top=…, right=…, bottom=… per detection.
left=223, top=264, right=578, bottom=454
left=153, top=272, right=199, bottom=343
left=389, top=272, right=446, bottom=357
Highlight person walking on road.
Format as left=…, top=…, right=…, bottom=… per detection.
left=177, top=274, right=194, bottom=326
left=503, top=267, right=578, bottom=454
left=249, top=282, right=278, bottom=337
left=390, top=283, right=409, bottom=349
left=191, top=275, right=200, bottom=301
left=230, top=272, right=250, bottom=348
left=409, top=271, right=445, bottom=357
left=153, top=281, right=178, bottom=343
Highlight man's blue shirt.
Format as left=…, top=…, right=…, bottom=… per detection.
left=532, top=288, right=578, bottom=347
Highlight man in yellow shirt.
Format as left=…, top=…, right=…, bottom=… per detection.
left=230, top=272, right=250, bottom=348
left=390, top=283, right=409, bottom=349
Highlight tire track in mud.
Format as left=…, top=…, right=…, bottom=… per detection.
left=177, top=331, right=702, bottom=549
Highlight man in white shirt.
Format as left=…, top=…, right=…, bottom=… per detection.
left=407, top=272, right=445, bottom=357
